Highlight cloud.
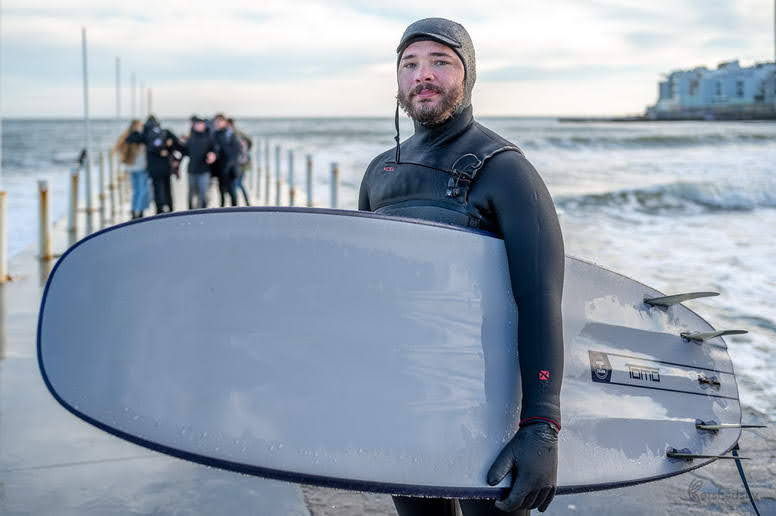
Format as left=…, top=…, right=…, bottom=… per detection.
left=1, top=0, right=773, bottom=116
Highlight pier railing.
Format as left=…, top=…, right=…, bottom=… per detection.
left=1, top=136, right=344, bottom=280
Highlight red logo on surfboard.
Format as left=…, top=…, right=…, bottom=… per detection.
left=538, top=370, right=551, bottom=381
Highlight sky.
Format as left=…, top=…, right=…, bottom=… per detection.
left=1, top=0, right=774, bottom=118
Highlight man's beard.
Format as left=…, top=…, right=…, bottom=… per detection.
left=397, top=82, right=464, bottom=127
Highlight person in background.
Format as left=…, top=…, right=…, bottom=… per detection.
left=211, top=113, right=240, bottom=207
left=127, top=115, right=184, bottom=214
left=183, top=115, right=217, bottom=209
left=228, top=117, right=252, bottom=206
left=115, top=119, right=149, bottom=219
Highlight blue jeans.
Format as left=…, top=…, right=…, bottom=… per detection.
left=188, top=172, right=210, bottom=209
left=234, top=173, right=250, bottom=206
left=130, top=169, right=150, bottom=214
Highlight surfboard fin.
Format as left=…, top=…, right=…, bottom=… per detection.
left=680, top=329, right=748, bottom=342
left=666, top=447, right=749, bottom=461
left=644, top=291, right=719, bottom=307
left=695, top=419, right=767, bottom=432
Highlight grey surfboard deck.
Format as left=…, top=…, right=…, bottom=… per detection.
left=37, top=208, right=742, bottom=497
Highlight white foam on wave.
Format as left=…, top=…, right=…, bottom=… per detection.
left=557, top=177, right=776, bottom=215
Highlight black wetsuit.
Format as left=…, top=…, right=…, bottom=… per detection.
left=359, top=105, right=564, bottom=516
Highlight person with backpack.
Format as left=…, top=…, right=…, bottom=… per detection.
left=211, top=113, right=241, bottom=207
left=228, top=118, right=252, bottom=206
left=127, top=115, right=184, bottom=214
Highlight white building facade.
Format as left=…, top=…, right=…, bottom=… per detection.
left=648, top=61, right=776, bottom=119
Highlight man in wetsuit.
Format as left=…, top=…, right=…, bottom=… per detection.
left=358, top=18, right=564, bottom=515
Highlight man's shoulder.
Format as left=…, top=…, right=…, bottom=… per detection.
left=470, top=121, right=522, bottom=153
left=475, top=142, right=544, bottom=196
left=365, top=147, right=395, bottom=171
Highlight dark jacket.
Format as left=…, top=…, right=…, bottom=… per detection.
left=184, top=129, right=217, bottom=176
left=212, top=127, right=241, bottom=179
left=127, top=123, right=183, bottom=178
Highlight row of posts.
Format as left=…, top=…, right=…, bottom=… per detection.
left=268, top=144, right=339, bottom=209
left=25, top=137, right=342, bottom=270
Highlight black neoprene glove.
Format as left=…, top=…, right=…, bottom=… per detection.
left=486, top=422, right=558, bottom=512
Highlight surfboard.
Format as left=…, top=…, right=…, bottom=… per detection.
left=37, top=208, right=742, bottom=497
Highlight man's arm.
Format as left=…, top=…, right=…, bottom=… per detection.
left=488, top=151, right=564, bottom=428
left=358, top=157, right=380, bottom=211
left=165, top=131, right=185, bottom=154
left=476, top=150, right=564, bottom=512
left=125, top=131, right=144, bottom=144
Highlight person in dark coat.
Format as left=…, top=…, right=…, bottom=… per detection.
left=211, top=113, right=241, bottom=207
left=127, top=115, right=183, bottom=214
left=183, top=115, right=217, bottom=209
left=228, top=118, right=252, bottom=206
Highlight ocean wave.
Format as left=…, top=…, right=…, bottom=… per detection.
left=557, top=180, right=776, bottom=215
left=520, top=132, right=776, bottom=150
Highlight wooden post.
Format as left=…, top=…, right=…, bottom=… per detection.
left=81, top=28, right=94, bottom=230
left=275, top=145, right=281, bottom=206
left=130, top=72, right=137, bottom=119
left=98, top=150, right=106, bottom=226
left=38, top=181, right=52, bottom=260
left=116, top=151, right=125, bottom=207
left=120, top=149, right=128, bottom=209
left=306, top=154, right=313, bottom=208
left=0, top=191, right=7, bottom=282
left=330, top=162, right=339, bottom=209
left=68, top=169, right=79, bottom=234
left=115, top=56, right=121, bottom=122
left=264, top=139, right=270, bottom=206
left=252, top=136, right=260, bottom=203
left=108, top=148, right=117, bottom=222
left=288, top=149, right=295, bottom=207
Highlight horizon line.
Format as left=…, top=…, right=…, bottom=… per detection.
left=1, top=113, right=644, bottom=121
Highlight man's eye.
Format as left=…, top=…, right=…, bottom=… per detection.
left=403, top=62, right=416, bottom=69
left=435, top=60, right=449, bottom=66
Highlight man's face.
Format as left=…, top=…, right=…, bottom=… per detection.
left=214, top=117, right=227, bottom=130
left=397, top=40, right=465, bottom=126
left=193, top=121, right=207, bottom=132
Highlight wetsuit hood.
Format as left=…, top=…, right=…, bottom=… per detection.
left=393, top=18, right=476, bottom=164
left=396, top=18, right=476, bottom=111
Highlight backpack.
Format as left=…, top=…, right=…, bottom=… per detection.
left=146, top=127, right=167, bottom=156
left=237, top=134, right=251, bottom=167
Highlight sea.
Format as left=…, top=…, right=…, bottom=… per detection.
left=2, top=117, right=775, bottom=422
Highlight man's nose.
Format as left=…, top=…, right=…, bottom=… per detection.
left=414, top=63, right=435, bottom=82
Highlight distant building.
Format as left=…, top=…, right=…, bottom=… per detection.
left=647, top=60, right=776, bottom=120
